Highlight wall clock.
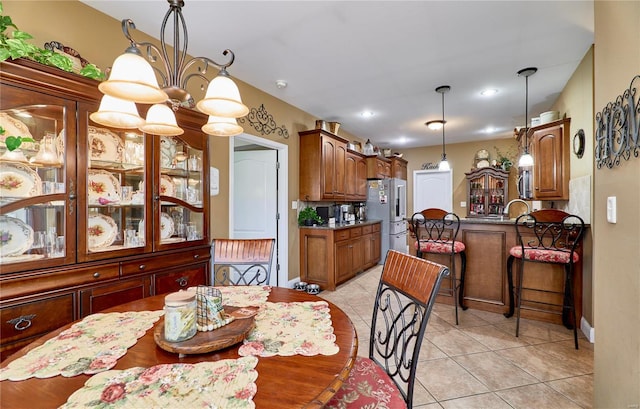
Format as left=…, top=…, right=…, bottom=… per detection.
left=573, top=129, right=585, bottom=158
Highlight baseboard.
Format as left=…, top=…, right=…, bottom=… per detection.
left=580, top=316, right=595, bottom=343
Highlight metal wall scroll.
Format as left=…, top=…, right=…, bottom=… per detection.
left=238, top=104, right=289, bottom=139
left=595, top=75, right=640, bottom=169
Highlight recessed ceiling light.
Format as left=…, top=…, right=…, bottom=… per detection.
left=275, top=80, right=287, bottom=89
left=484, top=126, right=496, bottom=133
left=361, top=111, right=374, bottom=118
left=480, top=88, right=498, bottom=96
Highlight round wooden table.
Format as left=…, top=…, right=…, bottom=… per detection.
left=0, top=287, right=358, bottom=408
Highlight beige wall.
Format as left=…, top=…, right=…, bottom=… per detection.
left=593, top=2, right=640, bottom=408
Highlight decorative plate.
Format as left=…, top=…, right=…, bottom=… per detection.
left=0, top=216, right=35, bottom=257
left=476, top=149, right=490, bottom=160
left=476, top=159, right=490, bottom=168
left=89, top=126, right=123, bottom=163
left=0, top=113, right=36, bottom=150
left=160, top=212, right=174, bottom=239
left=160, top=136, right=176, bottom=168
left=88, top=170, right=121, bottom=204
left=87, top=214, right=118, bottom=250
left=160, top=175, right=176, bottom=197
left=0, top=162, right=42, bottom=198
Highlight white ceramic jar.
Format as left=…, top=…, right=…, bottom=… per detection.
left=164, top=291, right=197, bottom=342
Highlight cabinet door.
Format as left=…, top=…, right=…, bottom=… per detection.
left=79, top=276, right=151, bottom=317
left=345, top=153, right=358, bottom=199
left=154, top=265, right=207, bottom=295
left=1, top=86, right=77, bottom=274
left=335, top=239, right=352, bottom=284
left=356, top=157, right=368, bottom=200
left=351, top=237, right=364, bottom=273
left=532, top=121, right=569, bottom=200
left=322, top=137, right=336, bottom=198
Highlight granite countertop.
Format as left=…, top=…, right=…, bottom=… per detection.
left=298, top=219, right=382, bottom=230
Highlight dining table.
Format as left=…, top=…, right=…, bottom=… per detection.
left=0, top=287, right=358, bottom=408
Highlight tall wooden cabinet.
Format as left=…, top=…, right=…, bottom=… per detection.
left=530, top=118, right=570, bottom=200
left=0, top=59, right=211, bottom=359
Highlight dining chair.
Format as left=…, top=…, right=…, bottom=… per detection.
left=211, top=238, right=275, bottom=286
left=506, top=209, right=585, bottom=349
left=326, top=250, right=449, bottom=409
left=410, top=208, right=467, bottom=325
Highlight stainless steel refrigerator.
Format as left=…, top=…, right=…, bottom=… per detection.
left=366, top=178, right=408, bottom=263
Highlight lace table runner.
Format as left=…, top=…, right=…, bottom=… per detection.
left=59, top=356, right=259, bottom=409
left=1, top=311, right=163, bottom=381
left=238, top=301, right=339, bottom=357
left=188, top=285, right=271, bottom=307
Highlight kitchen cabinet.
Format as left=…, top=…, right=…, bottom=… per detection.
left=0, top=59, right=211, bottom=360
left=465, top=167, right=509, bottom=218
left=299, top=129, right=347, bottom=201
left=390, top=157, right=408, bottom=180
left=299, top=221, right=381, bottom=290
left=345, top=150, right=367, bottom=201
left=530, top=118, right=570, bottom=200
left=366, top=156, right=391, bottom=179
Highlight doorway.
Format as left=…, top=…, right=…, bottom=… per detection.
left=229, top=133, right=288, bottom=287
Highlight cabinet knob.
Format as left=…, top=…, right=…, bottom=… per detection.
left=193, top=254, right=199, bottom=259
left=139, top=264, right=146, bottom=270
left=93, top=272, right=100, bottom=278
left=176, top=277, right=189, bottom=287
left=8, top=314, right=36, bottom=331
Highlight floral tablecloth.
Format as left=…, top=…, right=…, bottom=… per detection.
left=58, top=356, right=259, bottom=409
left=238, top=301, right=339, bottom=357
left=0, top=311, right=163, bottom=381
left=188, top=285, right=272, bottom=307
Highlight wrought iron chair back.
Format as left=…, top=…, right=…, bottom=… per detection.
left=411, top=208, right=461, bottom=254
left=211, top=238, right=275, bottom=286
left=370, top=250, right=449, bottom=407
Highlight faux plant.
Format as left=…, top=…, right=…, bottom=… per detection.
left=493, top=146, right=515, bottom=171
left=0, top=2, right=104, bottom=80
left=298, top=207, right=323, bottom=226
left=0, top=126, right=33, bottom=151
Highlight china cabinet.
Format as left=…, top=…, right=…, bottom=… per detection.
left=465, top=167, right=509, bottom=218
left=0, top=59, right=210, bottom=359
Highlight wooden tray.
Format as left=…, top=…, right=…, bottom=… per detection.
left=154, top=307, right=255, bottom=355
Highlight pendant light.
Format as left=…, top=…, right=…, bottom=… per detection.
left=426, top=85, right=451, bottom=171
left=517, top=67, right=537, bottom=167
left=96, top=0, right=248, bottom=137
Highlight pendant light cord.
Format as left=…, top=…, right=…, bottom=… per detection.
left=441, top=90, right=446, bottom=158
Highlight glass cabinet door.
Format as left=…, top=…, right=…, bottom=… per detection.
left=1, top=88, right=75, bottom=272
left=486, top=174, right=506, bottom=216
left=78, top=103, right=151, bottom=261
left=468, top=175, right=485, bottom=216
left=156, top=134, right=206, bottom=249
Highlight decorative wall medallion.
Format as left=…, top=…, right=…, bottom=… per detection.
left=595, top=75, right=639, bottom=169
left=238, top=104, right=289, bottom=139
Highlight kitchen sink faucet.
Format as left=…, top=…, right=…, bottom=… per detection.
left=503, top=199, right=531, bottom=219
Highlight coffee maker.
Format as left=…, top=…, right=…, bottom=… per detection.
left=354, top=203, right=367, bottom=222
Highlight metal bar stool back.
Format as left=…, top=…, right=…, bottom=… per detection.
left=211, top=238, right=275, bottom=286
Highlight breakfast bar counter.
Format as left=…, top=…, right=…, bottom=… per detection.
left=409, top=217, right=588, bottom=326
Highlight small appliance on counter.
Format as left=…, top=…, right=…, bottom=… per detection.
left=316, top=206, right=330, bottom=224
left=354, top=203, right=367, bottom=221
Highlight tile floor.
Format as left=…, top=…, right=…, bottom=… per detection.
left=319, top=265, right=594, bottom=409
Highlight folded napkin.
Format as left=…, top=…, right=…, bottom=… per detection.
left=238, top=301, right=339, bottom=357
left=0, top=310, right=163, bottom=381
left=58, top=356, right=258, bottom=409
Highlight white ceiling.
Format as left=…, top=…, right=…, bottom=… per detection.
left=81, top=0, right=594, bottom=149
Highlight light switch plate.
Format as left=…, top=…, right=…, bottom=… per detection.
left=607, top=196, right=616, bottom=223
left=460, top=201, right=467, bottom=208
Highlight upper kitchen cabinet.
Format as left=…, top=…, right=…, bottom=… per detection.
left=345, top=150, right=367, bottom=201
left=530, top=118, right=570, bottom=200
left=390, top=156, right=408, bottom=180
left=299, top=129, right=347, bottom=201
left=366, top=155, right=391, bottom=179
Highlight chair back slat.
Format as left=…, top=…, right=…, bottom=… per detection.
left=370, top=250, right=448, bottom=407
left=212, top=239, right=275, bottom=286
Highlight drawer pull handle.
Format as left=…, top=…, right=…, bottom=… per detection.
left=8, top=315, right=36, bottom=331
left=176, top=277, right=189, bottom=287
left=93, top=272, right=100, bottom=278
left=193, top=254, right=199, bottom=259
left=139, top=264, right=146, bottom=270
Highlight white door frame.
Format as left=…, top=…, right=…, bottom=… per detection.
left=229, top=134, right=288, bottom=287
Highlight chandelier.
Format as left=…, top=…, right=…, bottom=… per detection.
left=425, top=85, right=451, bottom=171
left=91, top=0, right=246, bottom=137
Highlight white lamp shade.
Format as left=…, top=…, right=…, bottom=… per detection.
left=438, top=159, right=451, bottom=171
left=196, top=74, right=249, bottom=118
left=518, top=152, right=534, bottom=167
left=201, top=115, right=244, bottom=136
left=98, top=52, right=168, bottom=104
left=139, top=104, right=184, bottom=136
left=90, top=95, right=144, bottom=129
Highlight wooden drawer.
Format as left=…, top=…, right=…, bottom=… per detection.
left=350, top=227, right=362, bottom=238
left=362, top=225, right=373, bottom=234
left=79, top=276, right=151, bottom=317
left=1, top=293, right=75, bottom=350
left=154, top=265, right=207, bottom=295
left=0, top=264, right=120, bottom=300
left=334, top=230, right=350, bottom=242
left=373, top=223, right=381, bottom=233
left=121, top=248, right=210, bottom=277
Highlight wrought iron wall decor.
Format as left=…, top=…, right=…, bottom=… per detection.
left=595, top=75, right=640, bottom=169
left=238, top=104, right=289, bottom=139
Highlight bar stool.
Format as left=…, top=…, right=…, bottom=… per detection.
left=505, top=209, right=585, bottom=349
left=410, top=208, right=467, bottom=325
